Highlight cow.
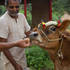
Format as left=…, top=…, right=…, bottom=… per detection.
left=30, top=20, right=70, bottom=70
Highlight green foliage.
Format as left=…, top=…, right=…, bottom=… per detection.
left=27, top=10, right=32, bottom=25
left=19, top=4, right=32, bottom=25
left=64, top=0, right=70, bottom=14
left=52, top=0, right=70, bottom=20
left=52, top=0, right=70, bottom=14
left=52, top=11, right=60, bottom=20
left=19, top=9, right=32, bottom=25
left=0, top=6, right=6, bottom=16
left=25, top=45, right=54, bottom=70
left=19, top=9, right=24, bottom=14
left=26, top=4, right=32, bottom=25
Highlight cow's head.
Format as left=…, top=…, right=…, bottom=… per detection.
left=30, top=20, right=70, bottom=49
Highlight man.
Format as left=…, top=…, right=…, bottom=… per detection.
left=0, top=0, right=31, bottom=70
left=0, top=38, right=30, bottom=51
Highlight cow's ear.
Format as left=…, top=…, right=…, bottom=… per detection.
left=58, top=20, right=70, bottom=32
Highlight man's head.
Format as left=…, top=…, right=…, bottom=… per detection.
left=5, top=0, right=21, bottom=18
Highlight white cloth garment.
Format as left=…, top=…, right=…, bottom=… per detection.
left=0, top=11, right=31, bottom=70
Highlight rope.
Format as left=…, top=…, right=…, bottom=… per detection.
left=38, top=28, right=64, bottom=64
left=40, top=29, right=62, bottom=42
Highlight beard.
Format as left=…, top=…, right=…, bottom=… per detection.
left=8, top=10, right=19, bottom=18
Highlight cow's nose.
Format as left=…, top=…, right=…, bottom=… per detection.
left=29, top=32, right=38, bottom=38
left=33, top=32, right=38, bottom=37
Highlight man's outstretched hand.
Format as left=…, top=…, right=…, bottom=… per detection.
left=16, top=38, right=30, bottom=48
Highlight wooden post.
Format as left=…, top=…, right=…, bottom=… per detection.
left=49, top=0, right=52, bottom=20
left=24, top=0, right=27, bottom=17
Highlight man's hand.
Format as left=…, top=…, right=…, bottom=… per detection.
left=16, top=38, right=30, bottom=48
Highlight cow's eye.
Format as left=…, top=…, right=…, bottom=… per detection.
left=49, top=26, right=56, bottom=32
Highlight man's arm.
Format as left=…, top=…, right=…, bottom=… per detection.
left=0, top=38, right=30, bottom=70
left=0, top=38, right=30, bottom=51
left=0, top=42, right=16, bottom=51
left=0, top=38, right=20, bottom=69
left=3, top=49, right=19, bottom=67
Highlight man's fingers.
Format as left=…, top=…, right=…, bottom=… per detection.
left=24, top=38, right=30, bottom=42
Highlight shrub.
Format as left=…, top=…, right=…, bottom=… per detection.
left=25, top=45, right=54, bottom=70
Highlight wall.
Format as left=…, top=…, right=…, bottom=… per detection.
left=32, top=0, right=50, bottom=27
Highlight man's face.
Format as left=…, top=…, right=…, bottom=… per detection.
left=7, top=0, right=19, bottom=18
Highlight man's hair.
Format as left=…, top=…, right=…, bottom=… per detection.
left=5, top=0, right=22, bottom=6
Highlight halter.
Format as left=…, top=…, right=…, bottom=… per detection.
left=40, top=29, right=62, bottom=42
left=38, top=24, right=64, bottom=64
left=38, top=23, right=62, bottom=42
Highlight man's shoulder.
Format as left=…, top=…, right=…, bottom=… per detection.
left=0, top=16, right=5, bottom=23
left=0, top=12, right=8, bottom=21
left=0, top=12, right=8, bottom=25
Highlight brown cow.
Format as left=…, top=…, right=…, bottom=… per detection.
left=31, top=20, right=70, bottom=70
